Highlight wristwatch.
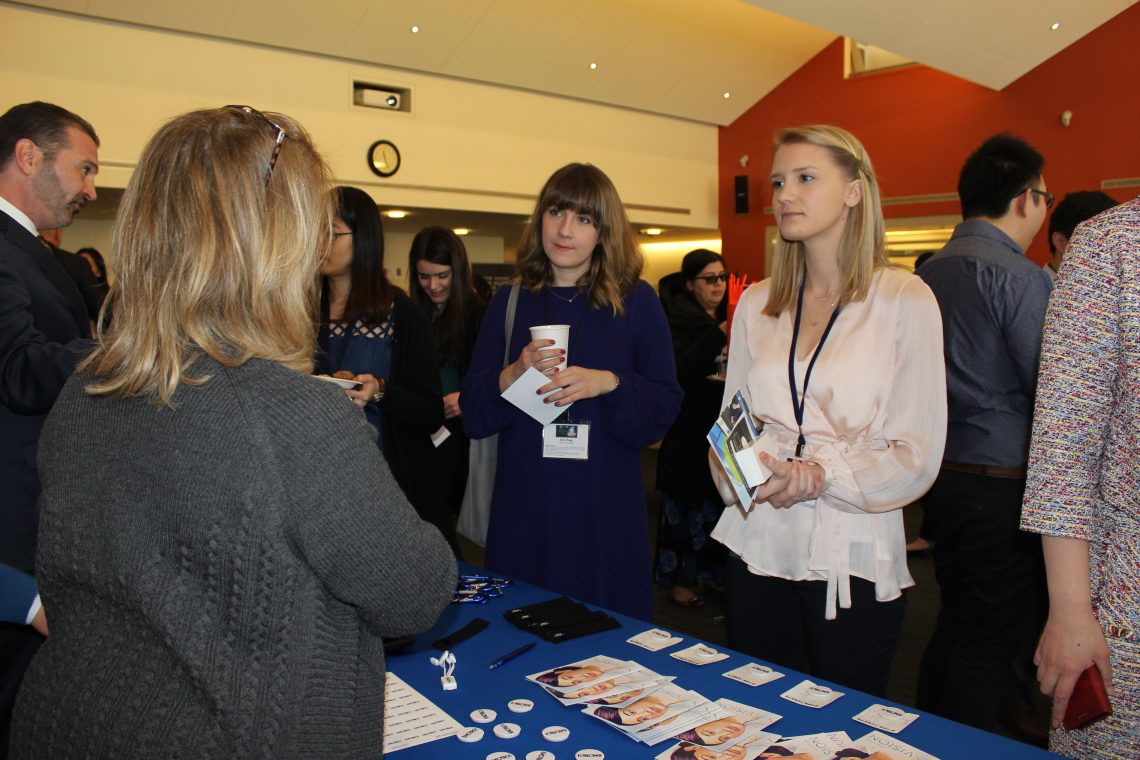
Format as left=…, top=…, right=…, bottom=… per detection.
left=371, top=378, right=386, bottom=404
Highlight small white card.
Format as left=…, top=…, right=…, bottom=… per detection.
left=736, top=431, right=779, bottom=488
left=501, top=367, right=572, bottom=425
left=542, top=422, right=589, bottom=459
left=430, top=425, right=451, bottom=448
left=853, top=704, right=920, bottom=733
left=627, top=629, right=684, bottom=652
left=779, top=679, right=844, bottom=708
left=722, top=662, right=786, bottom=687
left=669, top=643, right=730, bottom=665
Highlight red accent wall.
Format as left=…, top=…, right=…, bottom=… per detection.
left=718, top=4, right=1140, bottom=277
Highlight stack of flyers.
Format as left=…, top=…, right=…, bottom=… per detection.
left=653, top=697, right=783, bottom=757
left=582, top=682, right=706, bottom=742
left=707, top=390, right=763, bottom=510
left=767, top=731, right=854, bottom=758
left=526, top=655, right=636, bottom=695
left=545, top=667, right=673, bottom=707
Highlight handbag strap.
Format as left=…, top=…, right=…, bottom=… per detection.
left=502, top=283, right=520, bottom=369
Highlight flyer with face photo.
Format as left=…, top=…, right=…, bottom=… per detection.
left=758, top=731, right=853, bottom=760
left=707, top=390, right=761, bottom=510
left=525, top=655, right=635, bottom=695
left=653, top=730, right=782, bottom=760
left=645, top=696, right=782, bottom=748
left=547, top=667, right=672, bottom=706
left=845, top=731, right=940, bottom=760
left=582, top=682, right=703, bottom=738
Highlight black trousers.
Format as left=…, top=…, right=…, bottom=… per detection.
left=0, top=627, right=40, bottom=760
left=725, top=555, right=905, bottom=697
left=916, top=469, right=1046, bottom=730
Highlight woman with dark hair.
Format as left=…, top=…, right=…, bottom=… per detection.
left=462, top=163, right=682, bottom=620
left=532, top=663, right=607, bottom=688
left=408, top=226, right=487, bottom=533
left=655, top=248, right=729, bottom=607
left=75, top=245, right=107, bottom=285
left=316, top=186, right=457, bottom=554
left=591, top=695, right=669, bottom=725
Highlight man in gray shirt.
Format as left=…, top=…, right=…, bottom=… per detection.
left=916, top=134, right=1052, bottom=733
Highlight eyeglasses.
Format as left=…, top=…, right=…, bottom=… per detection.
left=1028, top=188, right=1055, bottom=209
left=694, top=272, right=731, bottom=284
left=225, top=105, right=288, bottom=186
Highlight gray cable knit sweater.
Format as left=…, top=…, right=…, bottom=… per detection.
left=10, top=357, right=457, bottom=759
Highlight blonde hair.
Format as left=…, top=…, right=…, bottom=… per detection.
left=515, top=163, right=643, bottom=315
left=763, top=125, right=887, bottom=316
left=84, top=106, right=333, bottom=405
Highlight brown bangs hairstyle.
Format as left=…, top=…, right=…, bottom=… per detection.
left=764, top=125, right=887, bottom=316
left=515, top=162, right=643, bottom=315
left=83, top=106, right=333, bottom=405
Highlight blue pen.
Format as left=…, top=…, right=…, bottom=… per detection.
left=488, top=641, right=536, bottom=670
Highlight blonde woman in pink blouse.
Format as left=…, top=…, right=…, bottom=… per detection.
left=710, top=125, right=946, bottom=696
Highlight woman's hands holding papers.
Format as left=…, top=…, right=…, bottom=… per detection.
left=751, top=453, right=825, bottom=509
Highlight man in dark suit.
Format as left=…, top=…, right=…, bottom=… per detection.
left=0, top=101, right=99, bottom=756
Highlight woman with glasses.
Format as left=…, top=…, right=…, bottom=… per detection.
left=10, top=107, right=456, bottom=758
left=461, top=163, right=682, bottom=621
left=654, top=249, right=729, bottom=607
left=315, top=186, right=460, bottom=556
left=710, top=125, right=946, bottom=697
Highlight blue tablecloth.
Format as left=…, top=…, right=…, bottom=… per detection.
left=386, top=567, right=1058, bottom=758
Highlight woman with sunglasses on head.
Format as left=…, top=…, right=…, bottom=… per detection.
left=654, top=249, right=730, bottom=608
left=407, top=226, right=487, bottom=542
left=10, top=107, right=456, bottom=759
left=710, top=125, right=946, bottom=697
left=462, top=163, right=682, bottom=621
left=315, top=186, right=459, bottom=557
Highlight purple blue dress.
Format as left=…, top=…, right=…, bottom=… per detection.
left=462, top=281, right=682, bottom=620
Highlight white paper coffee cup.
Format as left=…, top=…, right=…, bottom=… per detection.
left=529, top=324, right=569, bottom=371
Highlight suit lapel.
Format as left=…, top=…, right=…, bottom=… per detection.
left=1, top=211, right=91, bottom=333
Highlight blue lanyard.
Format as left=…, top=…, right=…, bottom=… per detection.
left=787, top=276, right=841, bottom=458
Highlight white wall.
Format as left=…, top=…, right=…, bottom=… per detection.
left=2, top=5, right=719, bottom=265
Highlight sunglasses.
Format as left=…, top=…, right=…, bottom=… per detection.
left=225, top=105, right=288, bottom=186
left=694, top=272, right=730, bottom=284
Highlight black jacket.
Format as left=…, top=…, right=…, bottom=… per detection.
left=654, top=272, right=727, bottom=502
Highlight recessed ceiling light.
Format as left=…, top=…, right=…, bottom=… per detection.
left=453, top=228, right=471, bottom=236
left=1051, top=21, right=1060, bottom=30
left=640, top=228, right=664, bottom=236
left=589, top=62, right=598, bottom=70
left=411, top=25, right=420, bottom=33
left=723, top=92, right=731, bottom=99
left=385, top=210, right=408, bottom=219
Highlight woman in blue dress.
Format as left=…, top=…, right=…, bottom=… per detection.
left=462, top=163, right=682, bottom=620
left=315, top=186, right=455, bottom=554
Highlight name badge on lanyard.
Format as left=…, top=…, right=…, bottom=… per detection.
left=542, top=422, right=590, bottom=460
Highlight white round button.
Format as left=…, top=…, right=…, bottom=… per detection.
left=507, top=698, right=535, bottom=713
left=493, top=722, right=521, bottom=739
left=470, top=708, right=497, bottom=724
left=541, top=725, right=570, bottom=742
left=456, top=726, right=484, bottom=743
left=486, top=753, right=515, bottom=760
left=575, top=751, right=604, bottom=760
left=527, top=752, right=556, bottom=760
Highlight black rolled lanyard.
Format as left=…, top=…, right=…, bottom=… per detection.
left=788, top=277, right=841, bottom=458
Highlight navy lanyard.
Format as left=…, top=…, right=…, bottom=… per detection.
left=787, top=276, right=841, bottom=458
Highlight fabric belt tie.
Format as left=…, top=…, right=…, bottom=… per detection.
left=941, top=460, right=1026, bottom=480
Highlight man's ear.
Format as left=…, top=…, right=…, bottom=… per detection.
left=1012, top=188, right=1031, bottom=218
left=13, top=138, right=41, bottom=175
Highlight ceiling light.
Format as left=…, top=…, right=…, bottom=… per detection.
left=723, top=92, right=731, bottom=99
left=640, top=228, right=664, bottom=236
left=411, top=25, right=420, bottom=33
left=453, top=228, right=470, bottom=236
left=1051, top=22, right=1060, bottom=30
left=385, top=210, right=408, bottom=219
left=589, top=62, right=598, bottom=70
